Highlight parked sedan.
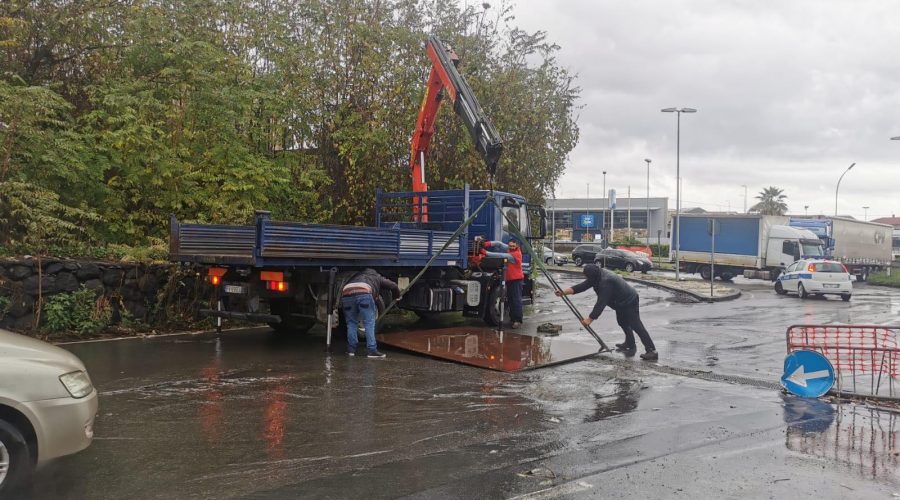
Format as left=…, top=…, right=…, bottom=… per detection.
left=0, top=329, right=98, bottom=494
left=774, top=259, right=852, bottom=301
left=594, top=248, right=653, bottom=273
left=540, top=246, right=569, bottom=265
left=571, top=244, right=606, bottom=266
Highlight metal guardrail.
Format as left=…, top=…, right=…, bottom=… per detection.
left=786, top=324, right=899, bottom=400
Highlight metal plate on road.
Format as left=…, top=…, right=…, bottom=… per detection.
left=224, top=284, right=246, bottom=294
left=781, top=350, right=835, bottom=398
left=377, top=327, right=599, bottom=372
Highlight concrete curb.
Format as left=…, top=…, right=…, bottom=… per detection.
left=543, top=266, right=742, bottom=303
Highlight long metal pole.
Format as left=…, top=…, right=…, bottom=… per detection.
left=675, top=112, right=681, bottom=281
left=602, top=172, right=607, bottom=244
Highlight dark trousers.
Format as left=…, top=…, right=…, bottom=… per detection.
left=506, top=279, right=524, bottom=323
left=615, top=302, right=655, bottom=351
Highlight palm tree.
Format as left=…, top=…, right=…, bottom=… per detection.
left=749, top=186, right=788, bottom=215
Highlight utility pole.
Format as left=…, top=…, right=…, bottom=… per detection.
left=741, top=185, right=747, bottom=213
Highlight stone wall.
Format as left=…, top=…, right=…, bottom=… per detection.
left=0, top=257, right=207, bottom=332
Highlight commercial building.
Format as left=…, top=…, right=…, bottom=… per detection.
left=545, top=197, right=669, bottom=243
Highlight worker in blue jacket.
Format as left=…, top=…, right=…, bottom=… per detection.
left=556, top=264, right=658, bottom=360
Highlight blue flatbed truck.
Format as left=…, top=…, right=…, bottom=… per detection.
left=170, top=186, right=546, bottom=332
left=169, top=35, right=550, bottom=333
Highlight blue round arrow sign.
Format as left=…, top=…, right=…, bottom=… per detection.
left=781, top=350, right=835, bottom=398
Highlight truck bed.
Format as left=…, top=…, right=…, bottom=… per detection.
left=169, top=213, right=465, bottom=269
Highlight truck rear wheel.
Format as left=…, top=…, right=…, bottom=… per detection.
left=699, top=265, right=712, bottom=280
left=268, top=299, right=316, bottom=335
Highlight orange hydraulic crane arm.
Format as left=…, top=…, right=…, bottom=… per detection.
left=410, top=35, right=504, bottom=195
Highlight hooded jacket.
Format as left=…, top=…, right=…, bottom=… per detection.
left=570, top=264, right=639, bottom=319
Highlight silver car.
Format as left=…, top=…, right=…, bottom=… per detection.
left=0, top=328, right=98, bottom=494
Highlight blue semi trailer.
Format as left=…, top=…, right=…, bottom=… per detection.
left=674, top=214, right=824, bottom=281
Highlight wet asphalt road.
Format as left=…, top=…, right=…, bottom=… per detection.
left=24, top=274, right=900, bottom=499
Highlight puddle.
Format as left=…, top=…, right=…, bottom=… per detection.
left=377, top=327, right=600, bottom=372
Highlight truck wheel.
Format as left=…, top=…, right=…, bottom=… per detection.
left=574, top=256, right=583, bottom=267
left=699, top=265, right=712, bottom=280
left=268, top=299, right=315, bottom=335
left=414, top=311, right=441, bottom=322
left=483, top=283, right=508, bottom=327
left=856, top=269, right=868, bottom=282
left=774, top=281, right=786, bottom=295
left=798, top=283, right=809, bottom=299
left=624, top=263, right=635, bottom=272
left=719, top=271, right=735, bottom=282
left=841, top=293, right=851, bottom=302
left=0, top=419, right=32, bottom=497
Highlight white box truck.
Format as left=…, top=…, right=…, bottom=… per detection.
left=789, top=217, right=893, bottom=280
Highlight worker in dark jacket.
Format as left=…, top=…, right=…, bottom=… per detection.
left=480, top=237, right=525, bottom=328
left=341, top=268, right=400, bottom=358
left=555, top=264, right=658, bottom=360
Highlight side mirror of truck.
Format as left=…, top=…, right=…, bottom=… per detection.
left=526, top=204, right=547, bottom=240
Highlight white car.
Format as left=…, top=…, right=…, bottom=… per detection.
left=0, top=329, right=98, bottom=494
left=775, top=259, right=853, bottom=301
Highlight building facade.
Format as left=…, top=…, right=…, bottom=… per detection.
left=546, top=197, right=669, bottom=243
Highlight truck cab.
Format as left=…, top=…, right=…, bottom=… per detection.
left=763, top=226, right=824, bottom=268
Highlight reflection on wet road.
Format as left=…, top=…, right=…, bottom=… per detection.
left=377, top=326, right=599, bottom=371
left=19, top=273, right=900, bottom=498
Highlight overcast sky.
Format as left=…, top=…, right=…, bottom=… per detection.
left=506, top=0, right=900, bottom=220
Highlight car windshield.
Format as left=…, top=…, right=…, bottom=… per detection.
left=813, top=262, right=845, bottom=273
left=801, top=241, right=823, bottom=257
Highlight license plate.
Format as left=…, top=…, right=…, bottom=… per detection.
left=823, top=284, right=839, bottom=288
left=224, top=284, right=246, bottom=294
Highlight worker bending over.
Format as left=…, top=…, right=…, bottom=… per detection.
left=556, top=264, right=658, bottom=360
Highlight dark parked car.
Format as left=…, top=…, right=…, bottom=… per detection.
left=594, top=248, right=653, bottom=273
left=571, top=244, right=606, bottom=266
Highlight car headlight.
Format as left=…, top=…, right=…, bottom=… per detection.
left=59, top=370, right=94, bottom=399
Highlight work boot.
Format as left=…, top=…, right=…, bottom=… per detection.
left=347, top=349, right=356, bottom=357
left=367, top=350, right=387, bottom=359
left=640, top=350, right=659, bottom=361
left=511, top=322, right=522, bottom=329
left=615, top=343, right=633, bottom=351
left=619, top=347, right=637, bottom=357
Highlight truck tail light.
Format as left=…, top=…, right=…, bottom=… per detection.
left=266, top=280, right=288, bottom=292
left=208, top=267, right=226, bottom=286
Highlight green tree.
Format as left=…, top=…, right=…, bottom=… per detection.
left=750, top=186, right=788, bottom=215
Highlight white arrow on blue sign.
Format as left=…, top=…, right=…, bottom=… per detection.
left=781, top=350, right=835, bottom=398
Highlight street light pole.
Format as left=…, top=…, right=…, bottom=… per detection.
left=863, top=206, right=869, bottom=221
left=645, top=158, right=651, bottom=246
left=741, top=185, right=747, bottom=213
left=602, top=171, right=607, bottom=244
left=586, top=183, right=590, bottom=241
left=804, top=205, right=809, bottom=217
left=661, top=107, right=697, bottom=280
left=834, top=163, right=856, bottom=217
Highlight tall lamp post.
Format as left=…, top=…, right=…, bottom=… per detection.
left=661, top=107, right=697, bottom=280
left=741, top=185, right=748, bottom=213
left=645, top=158, right=651, bottom=246
left=834, top=163, right=856, bottom=217
left=863, top=206, right=869, bottom=221
left=602, top=171, right=607, bottom=244
left=804, top=205, right=809, bottom=216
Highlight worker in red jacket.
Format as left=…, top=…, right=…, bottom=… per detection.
left=480, top=238, right=525, bottom=328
